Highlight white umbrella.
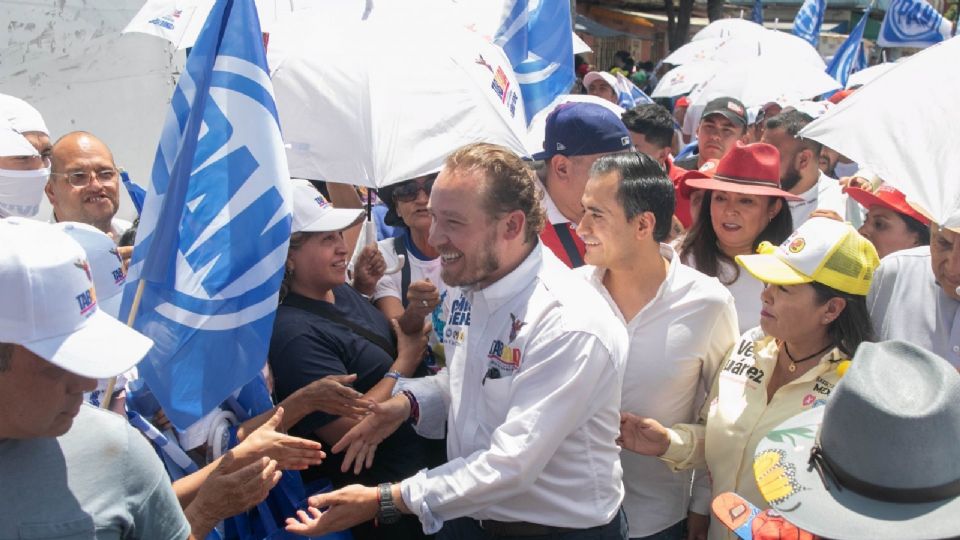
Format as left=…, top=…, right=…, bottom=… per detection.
left=690, top=57, right=839, bottom=108
left=663, top=38, right=724, bottom=65
left=525, top=94, right=624, bottom=156
left=652, top=61, right=725, bottom=98
left=712, top=29, right=826, bottom=69
left=846, top=62, right=896, bottom=88
left=573, top=32, right=592, bottom=54
left=692, top=18, right=765, bottom=41
left=122, top=0, right=300, bottom=49
left=267, top=4, right=528, bottom=188
left=801, top=36, right=960, bottom=229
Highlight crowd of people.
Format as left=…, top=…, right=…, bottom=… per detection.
left=1, top=37, right=959, bottom=540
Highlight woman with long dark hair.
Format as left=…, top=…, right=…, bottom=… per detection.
left=678, top=143, right=799, bottom=332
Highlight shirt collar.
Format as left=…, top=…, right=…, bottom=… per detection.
left=535, top=177, right=570, bottom=226
left=586, top=243, right=678, bottom=324
left=469, top=241, right=543, bottom=313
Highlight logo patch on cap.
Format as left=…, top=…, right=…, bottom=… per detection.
left=727, top=101, right=745, bottom=115
left=788, top=237, right=806, bottom=253
left=620, top=136, right=630, bottom=147
left=556, top=142, right=567, bottom=151
left=314, top=196, right=330, bottom=209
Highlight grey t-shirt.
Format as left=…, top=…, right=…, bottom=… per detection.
left=867, top=245, right=960, bottom=367
left=0, top=404, right=190, bottom=539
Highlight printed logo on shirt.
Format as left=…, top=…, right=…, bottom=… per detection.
left=448, top=294, right=471, bottom=327
left=509, top=313, right=526, bottom=343
left=483, top=339, right=522, bottom=384
left=812, top=376, right=835, bottom=396
left=721, top=338, right=765, bottom=386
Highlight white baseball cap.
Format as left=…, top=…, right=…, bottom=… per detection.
left=55, top=222, right=127, bottom=319
left=583, top=71, right=618, bottom=91
left=291, top=179, right=364, bottom=233
left=0, top=124, right=39, bottom=158
left=0, top=94, right=49, bottom=136
left=0, top=218, right=152, bottom=378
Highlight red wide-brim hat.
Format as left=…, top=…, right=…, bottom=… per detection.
left=684, top=142, right=802, bottom=201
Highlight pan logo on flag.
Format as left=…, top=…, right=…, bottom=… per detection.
left=887, top=0, right=946, bottom=41
left=145, top=59, right=291, bottom=331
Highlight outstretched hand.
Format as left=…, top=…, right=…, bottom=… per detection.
left=285, top=484, right=381, bottom=536
left=188, top=451, right=282, bottom=534
left=333, top=394, right=411, bottom=474
left=291, top=374, right=373, bottom=420
left=232, top=407, right=326, bottom=471
left=617, top=412, right=671, bottom=457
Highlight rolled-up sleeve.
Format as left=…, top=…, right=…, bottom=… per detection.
left=400, top=331, right=621, bottom=533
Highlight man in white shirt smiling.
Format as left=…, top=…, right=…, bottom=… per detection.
left=577, top=152, right=739, bottom=540
left=284, top=142, right=630, bottom=540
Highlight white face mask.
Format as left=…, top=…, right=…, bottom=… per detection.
left=0, top=167, right=49, bottom=218
left=833, top=161, right=859, bottom=179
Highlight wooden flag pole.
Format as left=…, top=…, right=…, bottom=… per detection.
left=100, top=279, right=146, bottom=410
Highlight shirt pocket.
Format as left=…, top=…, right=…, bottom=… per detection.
left=18, top=515, right=96, bottom=539
left=480, top=375, right=514, bottom=425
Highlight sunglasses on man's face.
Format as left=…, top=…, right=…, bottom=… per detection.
left=393, top=177, right=435, bottom=203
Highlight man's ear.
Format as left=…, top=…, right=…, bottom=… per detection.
left=551, top=155, right=571, bottom=183
left=797, top=146, right=816, bottom=172
left=502, top=210, right=526, bottom=242
left=44, top=179, right=56, bottom=205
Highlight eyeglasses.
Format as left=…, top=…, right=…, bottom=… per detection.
left=50, top=168, right=119, bottom=187
left=392, top=177, right=435, bottom=203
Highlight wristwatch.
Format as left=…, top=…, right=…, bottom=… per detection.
left=377, top=483, right=402, bottom=525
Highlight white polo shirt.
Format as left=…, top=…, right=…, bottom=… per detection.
left=580, top=244, right=739, bottom=536
left=868, top=246, right=960, bottom=367
left=398, top=243, right=628, bottom=534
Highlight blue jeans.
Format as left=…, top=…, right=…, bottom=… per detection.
left=438, top=508, right=628, bottom=540
left=631, top=519, right=686, bottom=540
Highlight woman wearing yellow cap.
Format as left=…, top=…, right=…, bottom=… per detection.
left=619, top=217, right=879, bottom=540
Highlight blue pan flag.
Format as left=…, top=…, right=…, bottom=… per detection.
left=120, top=0, right=292, bottom=430
left=496, top=1, right=575, bottom=124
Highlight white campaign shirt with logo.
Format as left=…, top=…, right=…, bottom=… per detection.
left=397, top=243, right=628, bottom=533
left=579, top=244, right=739, bottom=537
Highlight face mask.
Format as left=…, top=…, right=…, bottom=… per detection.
left=0, top=167, right=49, bottom=218
left=833, top=161, right=859, bottom=179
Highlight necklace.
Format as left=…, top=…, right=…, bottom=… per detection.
left=783, top=342, right=834, bottom=373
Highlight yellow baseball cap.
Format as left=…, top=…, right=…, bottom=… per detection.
left=735, top=217, right=880, bottom=296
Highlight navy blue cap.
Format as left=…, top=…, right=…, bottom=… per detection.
left=532, top=102, right=632, bottom=161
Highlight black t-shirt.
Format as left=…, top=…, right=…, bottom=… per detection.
left=269, top=285, right=433, bottom=488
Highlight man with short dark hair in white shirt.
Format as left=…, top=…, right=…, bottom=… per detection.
left=577, top=151, right=739, bottom=540
left=284, top=142, right=630, bottom=539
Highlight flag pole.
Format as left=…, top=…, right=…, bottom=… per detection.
left=100, top=279, right=146, bottom=410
